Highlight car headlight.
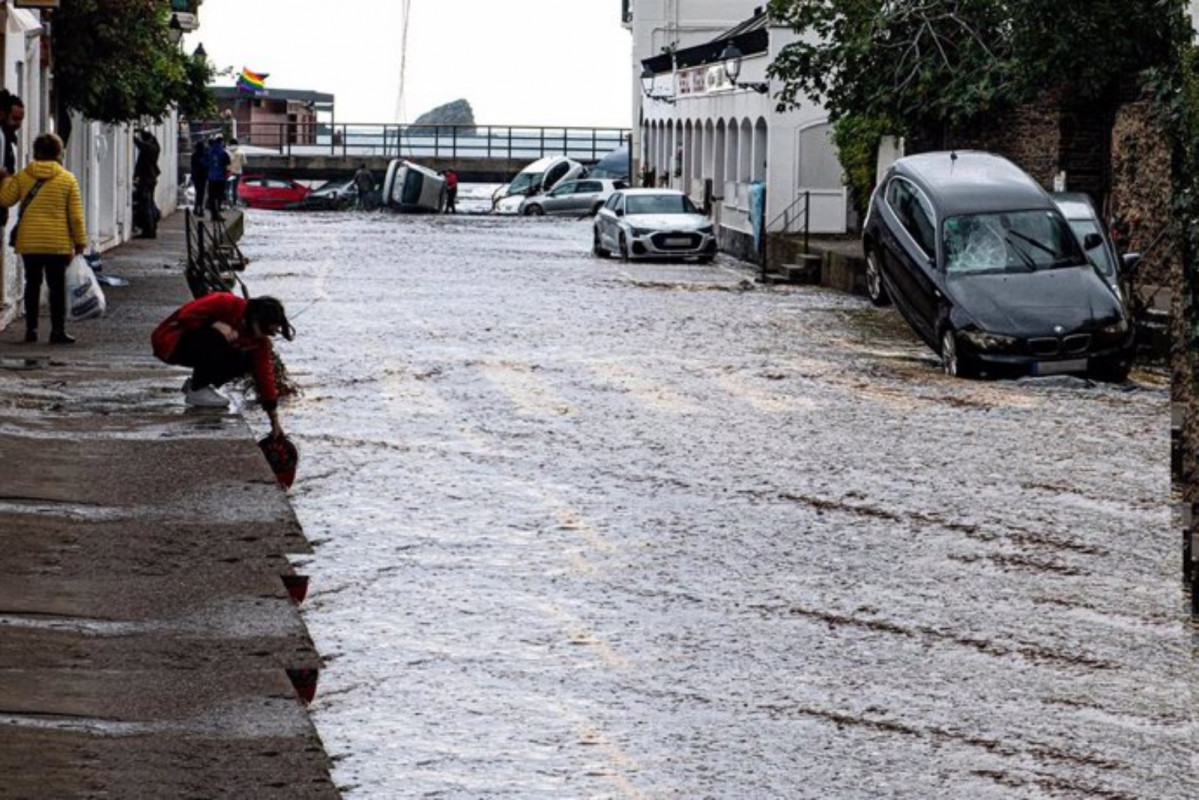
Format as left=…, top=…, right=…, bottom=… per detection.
left=961, top=330, right=1018, bottom=351
left=630, top=227, right=652, bottom=237
left=698, top=224, right=714, bottom=235
left=1101, top=317, right=1129, bottom=336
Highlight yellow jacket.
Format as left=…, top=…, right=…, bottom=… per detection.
left=0, top=160, right=87, bottom=255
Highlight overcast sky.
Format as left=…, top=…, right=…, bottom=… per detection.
left=187, top=0, right=632, bottom=128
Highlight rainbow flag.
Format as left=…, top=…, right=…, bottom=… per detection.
left=236, top=68, right=268, bottom=95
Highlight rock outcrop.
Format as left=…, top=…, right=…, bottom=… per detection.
left=413, top=100, right=476, bottom=136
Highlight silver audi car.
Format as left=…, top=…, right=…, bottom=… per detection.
left=592, top=189, right=717, bottom=263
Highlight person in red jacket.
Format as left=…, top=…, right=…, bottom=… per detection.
left=152, top=294, right=294, bottom=435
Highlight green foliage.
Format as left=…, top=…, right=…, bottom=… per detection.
left=831, top=114, right=887, bottom=217
left=767, top=0, right=1186, bottom=144
left=52, top=0, right=215, bottom=124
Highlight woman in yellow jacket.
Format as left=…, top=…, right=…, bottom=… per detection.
left=0, top=133, right=87, bottom=343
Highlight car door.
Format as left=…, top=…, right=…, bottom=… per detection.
left=571, top=180, right=604, bottom=215
left=598, top=193, right=623, bottom=249
left=882, top=178, right=941, bottom=344
left=542, top=182, right=577, bottom=215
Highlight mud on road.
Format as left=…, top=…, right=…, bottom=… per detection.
left=241, top=210, right=1183, bottom=798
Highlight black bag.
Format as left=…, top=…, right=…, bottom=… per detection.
left=10, top=178, right=47, bottom=248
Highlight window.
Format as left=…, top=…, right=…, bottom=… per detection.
left=943, top=211, right=1085, bottom=275
left=886, top=178, right=935, bottom=256
left=551, top=182, right=577, bottom=197
left=543, top=162, right=570, bottom=189
left=604, top=193, right=621, bottom=211
left=579, top=181, right=603, bottom=193
left=626, top=193, right=699, bottom=215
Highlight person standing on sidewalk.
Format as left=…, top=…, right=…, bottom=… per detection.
left=206, top=135, right=231, bottom=220
left=0, top=133, right=87, bottom=344
left=190, top=137, right=208, bottom=218
left=0, top=91, right=26, bottom=237
left=132, top=129, right=161, bottom=238
left=226, top=138, right=247, bottom=207
left=151, top=293, right=294, bottom=436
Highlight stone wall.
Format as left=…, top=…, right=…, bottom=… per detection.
left=1110, top=100, right=1177, bottom=297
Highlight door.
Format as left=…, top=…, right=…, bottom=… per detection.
left=542, top=181, right=577, bottom=214
left=882, top=178, right=941, bottom=344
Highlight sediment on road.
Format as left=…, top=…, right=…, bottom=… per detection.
left=0, top=211, right=337, bottom=797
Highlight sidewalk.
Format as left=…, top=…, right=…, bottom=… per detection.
left=0, top=212, right=337, bottom=797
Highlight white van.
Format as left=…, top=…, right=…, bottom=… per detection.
left=491, top=155, right=585, bottom=214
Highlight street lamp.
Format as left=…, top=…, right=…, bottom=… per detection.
left=193, top=42, right=207, bottom=61
left=167, top=14, right=184, bottom=45
left=640, top=66, right=676, bottom=105
left=719, top=43, right=769, bottom=94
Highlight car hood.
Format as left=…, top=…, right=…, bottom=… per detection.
left=946, top=266, right=1122, bottom=334
left=625, top=213, right=708, bottom=230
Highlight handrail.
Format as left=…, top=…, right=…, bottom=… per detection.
left=188, top=121, right=631, bottom=163
left=767, top=190, right=811, bottom=255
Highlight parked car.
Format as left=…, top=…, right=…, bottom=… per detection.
left=587, top=146, right=630, bottom=181
left=592, top=188, right=717, bottom=263
left=862, top=151, right=1135, bottom=381
left=520, top=178, right=627, bottom=217
left=492, top=156, right=585, bottom=214
left=297, top=177, right=358, bottom=211
left=1051, top=192, right=1139, bottom=305
left=237, top=175, right=311, bottom=210
left=382, top=159, right=446, bottom=213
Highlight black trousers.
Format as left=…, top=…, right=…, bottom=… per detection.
left=192, top=174, right=207, bottom=214
left=172, top=325, right=252, bottom=390
left=208, top=179, right=227, bottom=216
left=23, top=254, right=70, bottom=334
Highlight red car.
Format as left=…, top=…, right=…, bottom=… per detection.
left=237, top=175, right=310, bottom=210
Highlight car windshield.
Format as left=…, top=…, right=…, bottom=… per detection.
left=1066, top=219, right=1115, bottom=276
left=507, top=171, right=541, bottom=196
left=626, top=194, right=698, bottom=216
left=943, top=210, right=1085, bottom=275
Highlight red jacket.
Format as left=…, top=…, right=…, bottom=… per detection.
left=152, top=293, right=279, bottom=410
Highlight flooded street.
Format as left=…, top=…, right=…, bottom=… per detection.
left=240, top=208, right=1187, bottom=798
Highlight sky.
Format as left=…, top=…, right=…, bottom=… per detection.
left=186, top=0, right=633, bottom=128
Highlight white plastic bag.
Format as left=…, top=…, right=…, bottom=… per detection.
left=65, top=254, right=106, bottom=320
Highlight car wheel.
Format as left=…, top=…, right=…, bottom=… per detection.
left=592, top=228, right=610, bottom=259
left=1090, top=357, right=1132, bottom=383
left=525, top=204, right=544, bottom=216
left=940, top=329, right=976, bottom=379
left=619, top=233, right=630, bottom=262
left=865, top=249, right=890, bottom=306
left=696, top=255, right=714, bottom=265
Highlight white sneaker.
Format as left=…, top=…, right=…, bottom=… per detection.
left=185, top=384, right=230, bottom=408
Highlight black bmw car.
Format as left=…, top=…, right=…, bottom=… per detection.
left=862, top=151, right=1135, bottom=381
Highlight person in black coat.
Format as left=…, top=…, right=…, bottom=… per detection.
left=190, top=138, right=208, bottom=218
left=133, top=129, right=161, bottom=237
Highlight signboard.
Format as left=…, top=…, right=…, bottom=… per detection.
left=675, top=66, right=733, bottom=97
left=14, top=1, right=60, bottom=8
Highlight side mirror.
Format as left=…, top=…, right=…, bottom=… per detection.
left=1121, top=252, right=1141, bottom=274
left=1083, top=232, right=1104, bottom=251
left=615, top=208, right=624, bottom=217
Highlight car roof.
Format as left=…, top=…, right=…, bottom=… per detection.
left=1049, top=192, right=1098, bottom=221
left=893, top=151, right=1052, bottom=217
left=618, top=188, right=684, bottom=196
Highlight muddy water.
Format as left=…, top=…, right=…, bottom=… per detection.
left=240, top=210, right=1190, bottom=798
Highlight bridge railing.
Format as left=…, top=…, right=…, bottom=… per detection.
left=210, top=122, right=630, bottom=163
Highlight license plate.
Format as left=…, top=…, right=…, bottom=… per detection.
left=1032, top=358, right=1088, bottom=376
left=664, top=237, right=692, bottom=246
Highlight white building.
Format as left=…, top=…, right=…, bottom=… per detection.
left=0, top=0, right=186, bottom=330
left=628, top=1, right=848, bottom=260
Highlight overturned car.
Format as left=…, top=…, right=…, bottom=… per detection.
left=382, top=159, right=447, bottom=213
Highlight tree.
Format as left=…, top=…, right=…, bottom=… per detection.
left=51, top=0, right=215, bottom=140
left=767, top=0, right=1186, bottom=138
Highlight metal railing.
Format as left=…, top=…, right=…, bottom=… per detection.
left=769, top=190, right=812, bottom=251
left=197, top=122, right=630, bottom=163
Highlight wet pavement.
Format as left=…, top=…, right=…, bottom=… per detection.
left=240, top=209, right=1185, bottom=798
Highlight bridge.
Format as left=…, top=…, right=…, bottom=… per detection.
left=189, top=122, right=631, bottom=183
